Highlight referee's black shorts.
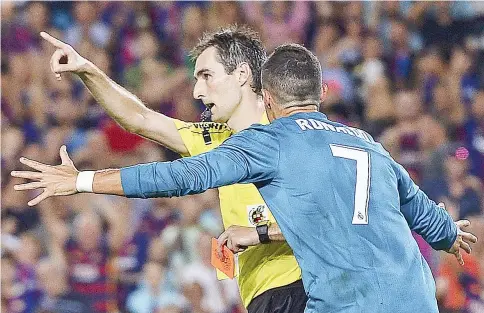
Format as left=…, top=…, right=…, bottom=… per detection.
left=247, top=279, right=307, bottom=313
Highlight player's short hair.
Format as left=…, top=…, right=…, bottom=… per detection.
left=262, top=44, right=322, bottom=108
left=190, top=25, right=266, bottom=96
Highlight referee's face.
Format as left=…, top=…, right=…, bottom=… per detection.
left=193, top=47, right=244, bottom=123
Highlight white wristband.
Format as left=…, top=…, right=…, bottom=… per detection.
left=76, top=171, right=95, bottom=193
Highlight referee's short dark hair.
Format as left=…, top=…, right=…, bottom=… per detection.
left=262, top=44, right=322, bottom=108
left=190, top=25, right=267, bottom=96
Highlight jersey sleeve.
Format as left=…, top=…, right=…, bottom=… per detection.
left=120, top=125, right=280, bottom=198
left=173, top=119, right=233, bottom=157
left=393, top=161, right=457, bottom=251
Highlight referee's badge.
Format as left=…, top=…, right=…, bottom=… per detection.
left=247, top=204, right=268, bottom=226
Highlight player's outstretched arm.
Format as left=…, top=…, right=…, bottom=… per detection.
left=11, top=143, right=250, bottom=206
left=12, top=126, right=279, bottom=207
left=394, top=162, right=478, bottom=264
left=11, top=146, right=125, bottom=206
left=40, top=31, right=188, bottom=155
left=10, top=144, right=257, bottom=205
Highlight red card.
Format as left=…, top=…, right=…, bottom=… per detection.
left=211, top=238, right=235, bottom=279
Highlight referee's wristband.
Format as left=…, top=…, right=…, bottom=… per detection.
left=76, top=171, right=95, bottom=193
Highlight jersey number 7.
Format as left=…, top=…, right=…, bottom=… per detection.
left=330, top=145, right=370, bottom=225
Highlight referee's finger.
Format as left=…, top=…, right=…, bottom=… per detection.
left=217, top=232, right=229, bottom=258
left=51, top=49, right=69, bottom=74
left=227, top=238, right=235, bottom=253
left=217, top=232, right=229, bottom=246
left=40, top=32, right=68, bottom=50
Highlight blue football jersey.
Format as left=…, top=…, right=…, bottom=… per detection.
left=122, top=112, right=457, bottom=313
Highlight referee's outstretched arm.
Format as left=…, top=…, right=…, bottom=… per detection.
left=40, top=31, right=189, bottom=155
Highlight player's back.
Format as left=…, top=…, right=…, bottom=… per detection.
left=260, top=112, right=438, bottom=313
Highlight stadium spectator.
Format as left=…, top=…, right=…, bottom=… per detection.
left=0, top=232, right=42, bottom=313
left=36, top=258, right=93, bottom=313
left=40, top=197, right=125, bottom=313
left=380, top=90, right=446, bottom=183
left=243, top=2, right=311, bottom=51
left=64, top=2, right=111, bottom=49
left=464, top=89, right=484, bottom=180
left=126, top=262, right=184, bottom=313
left=423, top=145, right=483, bottom=220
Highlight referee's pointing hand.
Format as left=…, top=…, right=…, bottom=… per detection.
left=11, top=146, right=79, bottom=206
left=40, top=31, right=89, bottom=81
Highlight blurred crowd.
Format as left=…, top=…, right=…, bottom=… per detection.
left=1, top=2, right=484, bottom=313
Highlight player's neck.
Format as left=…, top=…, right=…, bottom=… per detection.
left=280, top=105, right=318, bottom=118
left=227, top=92, right=265, bottom=132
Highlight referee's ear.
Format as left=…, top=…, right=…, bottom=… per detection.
left=235, top=62, right=251, bottom=88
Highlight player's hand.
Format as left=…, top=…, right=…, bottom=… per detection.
left=11, top=146, right=79, bottom=206
left=40, top=31, right=89, bottom=80
left=217, top=225, right=259, bottom=255
left=447, top=219, right=478, bottom=266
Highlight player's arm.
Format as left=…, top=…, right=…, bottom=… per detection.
left=119, top=126, right=280, bottom=198
left=12, top=126, right=279, bottom=203
left=394, top=162, right=478, bottom=264
left=40, top=31, right=189, bottom=155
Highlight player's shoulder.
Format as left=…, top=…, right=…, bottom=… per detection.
left=247, top=122, right=272, bottom=131
left=243, top=121, right=280, bottom=137
left=227, top=122, right=279, bottom=147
